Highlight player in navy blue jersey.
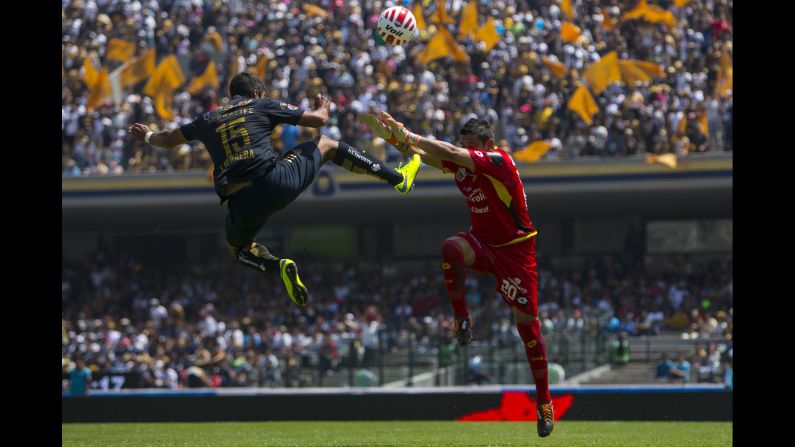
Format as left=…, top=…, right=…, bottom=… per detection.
left=128, top=72, right=421, bottom=307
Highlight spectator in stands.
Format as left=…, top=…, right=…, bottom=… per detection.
left=68, top=356, right=92, bottom=395
left=669, top=353, right=692, bottom=383
left=655, top=352, right=673, bottom=383
left=61, top=0, right=733, bottom=175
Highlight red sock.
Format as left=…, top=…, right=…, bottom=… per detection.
left=516, top=320, right=551, bottom=403
left=441, top=239, right=469, bottom=317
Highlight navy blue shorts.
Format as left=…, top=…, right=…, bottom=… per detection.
left=225, top=141, right=322, bottom=247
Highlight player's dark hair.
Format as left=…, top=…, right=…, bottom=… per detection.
left=229, top=72, right=266, bottom=98
left=460, top=118, right=493, bottom=144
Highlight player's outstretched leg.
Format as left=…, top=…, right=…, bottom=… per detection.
left=441, top=237, right=474, bottom=345
left=321, top=135, right=420, bottom=195
left=357, top=116, right=423, bottom=195
left=231, top=242, right=308, bottom=307
left=514, top=310, right=553, bottom=437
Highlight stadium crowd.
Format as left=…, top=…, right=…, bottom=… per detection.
left=62, top=0, right=732, bottom=176
left=62, top=251, right=732, bottom=390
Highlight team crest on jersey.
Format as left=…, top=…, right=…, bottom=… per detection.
left=280, top=103, right=299, bottom=110
left=456, top=167, right=468, bottom=181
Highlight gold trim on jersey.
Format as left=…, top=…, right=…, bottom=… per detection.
left=491, top=230, right=538, bottom=248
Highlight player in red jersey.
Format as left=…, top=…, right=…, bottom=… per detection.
left=362, top=112, right=554, bottom=437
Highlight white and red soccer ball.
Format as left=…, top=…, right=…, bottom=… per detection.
left=377, top=6, right=419, bottom=45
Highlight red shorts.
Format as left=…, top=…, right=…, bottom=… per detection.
left=457, top=232, right=538, bottom=316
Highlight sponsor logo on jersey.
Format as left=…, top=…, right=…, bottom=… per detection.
left=471, top=205, right=490, bottom=214
left=280, top=103, right=299, bottom=110
left=466, top=188, right=487, bottom=203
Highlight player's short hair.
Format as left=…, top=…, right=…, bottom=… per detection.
left=460, top=118, right=493, bottom=144
left=229, top=72, right=266, bottom=98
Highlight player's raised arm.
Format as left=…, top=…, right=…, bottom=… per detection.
left=360, top=113, right=445, bottom=171
left=379, top=112, right=475, bottom=172
left=128, top=123, right=188, bottom=148
left=296, top=93, right=332, bottom=128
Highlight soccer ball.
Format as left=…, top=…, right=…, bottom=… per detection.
left=376, top=6, right=419, bottom=45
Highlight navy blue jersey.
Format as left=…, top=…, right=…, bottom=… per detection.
left=180, top=95, right=304, bottom=197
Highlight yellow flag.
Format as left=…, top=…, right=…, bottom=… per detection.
left=475, top=17, right=500, bottom=52
left=674, top=0, right=691, bottom=8
left=621, top=0, right=647, bottom=21
left=153, top=80, right=176, bottom=120
left=583, top=51, right=621, bottom=94
left=431, top=0, right=455, bottom=24
left=646, top=153, right=677, bottom=169
left=715, top=49, right=732, bottom=98
left=303, top=4, right=330, bottom=19
left=186, top=62, right=219, bottom=94
left=560, top=21, right=581, bottom=43
left=251, top=54, right=268, bottom=80
left=621, top=0, right=675, bottom=27
left=678, top=114, right=687, bottom=134
left=514, top=141, right=552, bottom=163
left=87, top=68, right=111, bottom=110
left=83, top=58, right=99, bottom=87
left=568, top=85, right=599, bottom=124
left=459, top=1, right=478, bottom=39
left=143, top=55, right=185, bottom=96
left=542, top=56, right=567, bottom=79
left=699, top=111, right=709, bottom=136
left=561, top=0, right=575, bottom=20
left=207, top=31, right=223, bottom=51
left=413, top=3, right=427, bottom=30
left=417, top=26, right=470, bottom=63
left=644, top=5, right=676, bottom=26
left=120, top=48, right=155, bottom=87
left=618, top=60, right=664, bottom=86
left=106, top=38, right=136, bottom=62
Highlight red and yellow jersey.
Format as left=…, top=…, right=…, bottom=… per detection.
left=442, top=148, right=537, bottom=247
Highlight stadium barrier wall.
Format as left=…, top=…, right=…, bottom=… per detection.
left=62, top=385, right=731, bottom=423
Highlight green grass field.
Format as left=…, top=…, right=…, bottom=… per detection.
left=62, top=421, right=732, bottom=446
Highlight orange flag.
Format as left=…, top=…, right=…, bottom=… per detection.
left=583, top=51, right=621, bottom=94
left=646, top=153, right=677, bottom=169
left=568, top=85, right=599, bottom=124
left=714, top=49, right=732, bottom=98
left=561, top=0, right=575, bottom=20
left=87, top=68, right=111, bottom=110
left=249, top=54, right=267, bottom=80
left=514, top=141, right=553, bottom=163
left=621, top=0, right=675, bottom=27
left=698, top=111, right=709, bottom=136
left=560, top=21, right=581, bottom=43
left=542, top=56, right=567, bottom=79
left=153, top=80, right=176, bottom=120
left=83, top=58, right=99, bottom=87
left=603, top=15, right=616, bottom=30
left=303, top=4, right=330, bottom=19
left=618, top=60, right=665, bottom=86
left=475, top=17, right=500, bottom=52
left=621, top=0, right=648, bottom=21
left=106, top=38, right=136, bottom=62
left=143, top=55, right=185, bottom=97
left=120, top=48, right=155, bottom=87
left=413, top=3, right=427, bottom=30
left=417, top=26, right=470, bottom=63
left=186, top=62, right=219, bottom=94
left=459, top=1, right=478, bottom=39
left=431, top=0, right=455, bottom=24
left=644, top=5, right=676, bottom=26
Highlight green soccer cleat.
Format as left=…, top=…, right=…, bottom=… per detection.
left=536, top=402, right=555, bottom=437
left=394, top=154, right=421, bottom=195
left=280, top=259, right=308, bottom=307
